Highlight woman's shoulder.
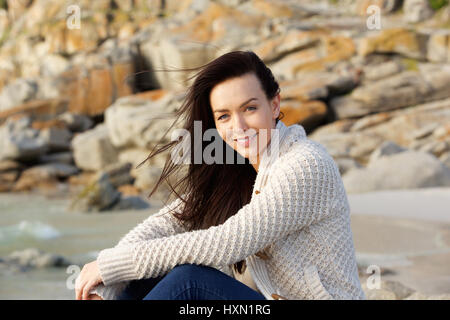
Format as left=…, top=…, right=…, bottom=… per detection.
left=272, top=134, right=340, bottom=181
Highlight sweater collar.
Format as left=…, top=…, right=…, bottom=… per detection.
left=258, top=120, right=306, bottom=171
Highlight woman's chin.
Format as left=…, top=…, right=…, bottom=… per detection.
left=235, top=146, right=259, bottom=163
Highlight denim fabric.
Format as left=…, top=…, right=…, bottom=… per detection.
left=116, top=263, right=266, bottom=300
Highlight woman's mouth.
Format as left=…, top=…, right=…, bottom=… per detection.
left=234, top=132, right=258, bottom=148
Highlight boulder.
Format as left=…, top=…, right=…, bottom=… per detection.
left=1, top=248, right=71, bottom=270
left=368, top=140, right=408, bottom=164
left=105, top=90, right=178, bottom=149
left=343, top=150, right=450, bottom=193
left=403, top=0, right=434, bottom=23
left=331, top=69, right=450, bottom=119
left=0, top=78, right=38, bottom=112
left=0, top=116, right=47, bottom=161
left=335, top=157, right=363, bottom=176
left=427, top=30, right=450, bottom=63
left=97, top=162, right=134, bottom=189
left=358, top=28, right=428, bottom=60
left=38, top=127, right=72, bottom=152
left=279, top=100, right=327, bottom=130
left=270, top=35, right=355, bottom=80
left=38, top=152, right=74, bottom=165
left=12, top=163, right=79, bottom=192
left=109, top=195, right=150, bottom=210
left=71, top=124, right=119, bottom=171
left=57, top=112, right=93, bottom=132
left=140, top=1, right=264, bottom=91
left=361, top=279, right=415, bottom=300
left=68, top=172, right=121, bottom=213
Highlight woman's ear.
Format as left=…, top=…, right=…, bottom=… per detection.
left=271, top=93, right=281, bottom=120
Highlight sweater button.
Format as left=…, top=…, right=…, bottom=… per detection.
left=271, top=293, right=288, bottom=300
left=255, top=190, right=260, bottom=194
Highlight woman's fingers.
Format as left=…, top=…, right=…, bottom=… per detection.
left=75, top=272, right=85, bottom=300
left=83, top=281, right=95, bottom=300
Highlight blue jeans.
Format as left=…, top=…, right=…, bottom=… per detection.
left=116, top=263, right=267, bottom=300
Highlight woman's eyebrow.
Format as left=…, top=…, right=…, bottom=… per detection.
left=213, top=98, right=258, bottom=113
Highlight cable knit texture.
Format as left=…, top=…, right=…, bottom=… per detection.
left=91, top=120, right=366, bottom=300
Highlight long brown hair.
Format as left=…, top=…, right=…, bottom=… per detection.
left=137, top=50, right=284, bottom=274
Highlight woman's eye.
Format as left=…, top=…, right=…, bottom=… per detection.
left=246, top=106, right=256, bottom=111
left=218, top=114, right=228, bottom=121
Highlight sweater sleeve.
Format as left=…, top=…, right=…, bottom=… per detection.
left=89, top=196, right=188, bottom=299
left=96, top=152, right=338, bottom=286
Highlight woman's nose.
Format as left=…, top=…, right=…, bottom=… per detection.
left=232, top=115, right=248, bottom=133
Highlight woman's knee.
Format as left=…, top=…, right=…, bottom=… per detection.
left=167, top=263, right=207, bottom=280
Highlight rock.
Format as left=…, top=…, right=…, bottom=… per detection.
left=331, top=69, right=450, bottom=119
left=427, top=30, right=450, bottom=63
left=362, top=61, right=404, bottom=81
left=279, top=71, right=358, bottom=101
left=132, top=166, right=164, bottom=193
left=358, top=28, right=428, bottom=60
left=39, top=152, right=74, bottom=165
left=361, top=279, right=415, bottom=300
left=350, top=112, right=392, bottom=132
left=0, top=98, right=69, bottom=126
left=404, top=291, right=429, bottom=299
left=72, top=124, right=119, bottom=171
left=0, top=78, right=38, bottom=112
left=355, top=0, right=403, bottom=15
left=270, top=35, right=355, bottom=80
left=279, top=100, right=327, bottom=130
left=12, top=163, right=79, bottom=192
left=363, top=287, right=397, bottom=300
left=427, top=293, right=450, bottom=300
left=39, top=54, right=71, bottom=77
left=381, top=280, right=415, bottom=300
left=110, top=195, right=150, bottom=210
left=38, top=127, right=72, bottom=152
left=439, top=152, right=450, bottom=169
left=50, top=55, right=135, bottom=116
left=57, top=112, right=93, bottom=132
left=329, top=96, right=370, bottom=119
left=68, top=172, right=121, bottom=213
left=417, top=139, right=450, bottom=157
left=404, top=292, right=450, bottom=300
left=335, top=157, right=363, bottom=175
left=0, top=159, right=22, bottom=192
left=0, top=159, right=23, bottom=172
left=105, top=90, right=178, bottom=149
left=313, top=97, right=450, bottom=166
left=0, top=116, right=47, bottom=161
left=118, top=148, right=153, bottom=169
left=343, top=150, right=450, bottom=193
left=409, top=123, right=440, bottom=140
left=2, top=248, right=71, bottom=270
left=403, top=0, right=434, bottom=23
left=253, top=29, right=321, bottom=63
left=117, top=184, right=141, bottom=196
left=368, top=140, right=407, bottom=163
left=96, top=162, right=134, bottom=188
left=140, top=2, right=264, bottom=91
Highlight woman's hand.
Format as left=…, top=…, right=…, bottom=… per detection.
left=86, top=294, right=103, bottom=300
left=75, top=261, right=104, bottom=300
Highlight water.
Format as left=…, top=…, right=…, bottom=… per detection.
left=0, top=192, right=162, bottom=300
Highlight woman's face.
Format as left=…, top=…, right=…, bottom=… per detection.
left=210, top=73, right=280, bottom=165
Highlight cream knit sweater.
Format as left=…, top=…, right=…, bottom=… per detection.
left=91, top=120, right=366, bottom=300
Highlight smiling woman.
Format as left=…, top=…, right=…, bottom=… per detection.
left=80, top=50, right=365, bottom=301
left=210, top=73, right=281, bottom=172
